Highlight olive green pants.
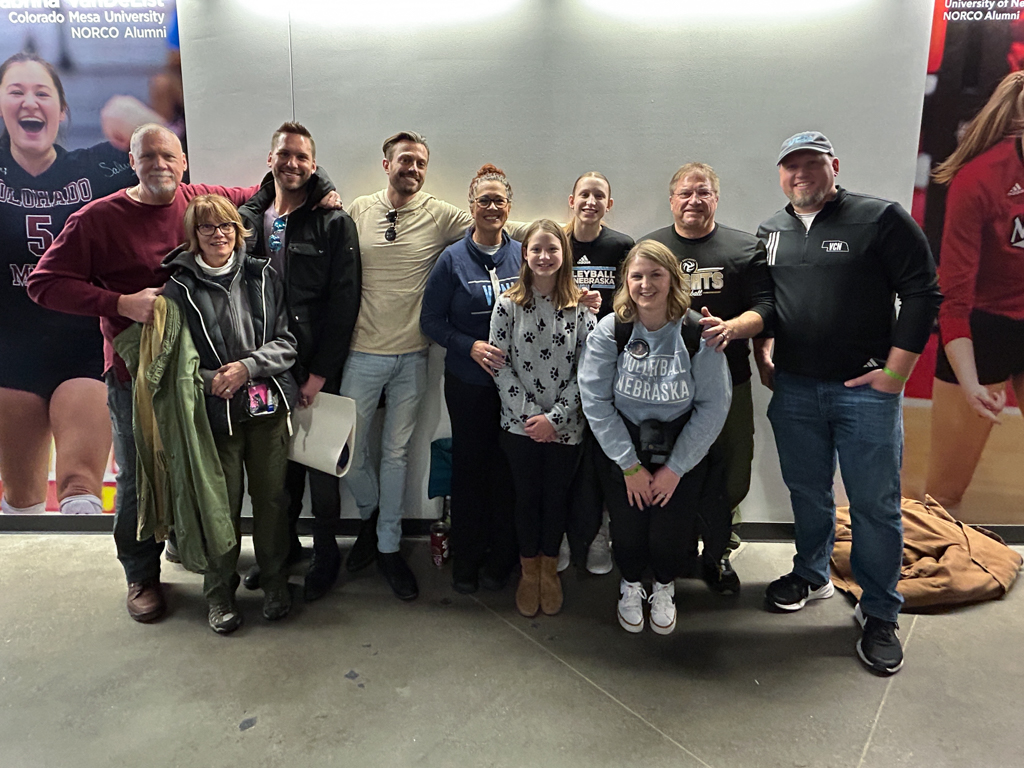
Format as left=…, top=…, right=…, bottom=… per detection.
left=204, top=412, right=290, bottom=603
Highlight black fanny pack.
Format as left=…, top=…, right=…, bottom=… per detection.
left=624, top=410, right=693, bottom=464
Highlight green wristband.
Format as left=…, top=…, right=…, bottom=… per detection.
left=623, top=464, right=642, bottom=477
left=882, top=366, right=909, bottom=384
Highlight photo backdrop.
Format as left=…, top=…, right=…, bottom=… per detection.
left=0, top=1, right=183, bottom=513
left=179, top=0, right=942, bottom=524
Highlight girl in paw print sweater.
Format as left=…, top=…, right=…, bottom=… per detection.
left=490, top=219, right=597, bottom=619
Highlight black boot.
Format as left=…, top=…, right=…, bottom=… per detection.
left=244, top=539, right=308, bottom=591
left=378, top=550, right=418, bottom=601
left=304, top=536, right=341, bottom=602
left=345, top=508, right=380, bottom=573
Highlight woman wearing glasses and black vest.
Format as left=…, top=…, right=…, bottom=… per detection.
left=579, top=240, right=730, bottom=636
left=420, top=164, right=523, bottom=595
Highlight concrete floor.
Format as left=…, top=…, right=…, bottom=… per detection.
left=1, top=536, right=1021, bottom=768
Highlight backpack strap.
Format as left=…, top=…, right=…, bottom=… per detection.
left=614, top=318, right=632, bottom=355
left=616, top=309, right=703, bottom=358
left=681, top=308, right=703, bottom=359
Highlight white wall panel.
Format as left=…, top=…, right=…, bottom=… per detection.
left=178, top=0, right=934, bottom=522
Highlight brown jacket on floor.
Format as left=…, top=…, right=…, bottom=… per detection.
left=830, top=496, right=1022, bottom=611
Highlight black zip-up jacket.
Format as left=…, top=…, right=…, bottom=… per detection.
left=239, top=170, right=361, bottom=391
left=162, top=247, right=299, bottom=434
left=756, top=187, right=942, bottom=382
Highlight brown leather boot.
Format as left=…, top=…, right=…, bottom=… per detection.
left=516, top=556, right=541, bottom=617
left=539, top=555, right=563, bottom=615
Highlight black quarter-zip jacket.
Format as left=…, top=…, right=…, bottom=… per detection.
left=756, top=187, right=942, bottom=382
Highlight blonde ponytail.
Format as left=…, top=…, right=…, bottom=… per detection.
left=933, top=71, right=1024, bottom=185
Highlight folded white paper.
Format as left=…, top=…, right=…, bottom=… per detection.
left=288, top=393, right=357, bottom=477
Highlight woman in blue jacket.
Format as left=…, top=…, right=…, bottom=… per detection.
left=420, top=164, right=522, bottom=594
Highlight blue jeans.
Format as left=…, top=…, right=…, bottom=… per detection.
left=767, top=371, right=904, bottom=623
left=106, top=373, right=163, bottom=584
left=339, top=349, right=428, bottom=554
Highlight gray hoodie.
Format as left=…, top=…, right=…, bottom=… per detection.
left=579, top=313, right=731, bottom=477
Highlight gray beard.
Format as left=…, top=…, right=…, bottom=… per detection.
left=789, top=187, right=828, bottom=210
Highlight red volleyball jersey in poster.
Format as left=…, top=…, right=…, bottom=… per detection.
left=939, top=136, right=1024, bottom=342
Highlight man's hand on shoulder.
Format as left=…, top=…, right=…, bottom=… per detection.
left=314, top=190, right=344, bottom=211
left=117, top=287, right=163, bottom=324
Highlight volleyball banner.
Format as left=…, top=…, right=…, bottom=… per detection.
left=902, top=2, right=1024, bottom=525
left=0, top=2, right=183, bottom=514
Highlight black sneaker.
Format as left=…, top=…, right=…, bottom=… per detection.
left=855, top=604, right=903, bottom=675
left=702, top=555, right=741, bottom=595
left=378, top=551, right=418, bottom=601
left=765, top=571, right=834, bottom=612
left=346, top=508, right=380, bottom=573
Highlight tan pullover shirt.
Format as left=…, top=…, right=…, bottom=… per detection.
left=346, top=189, right=472, bottom=355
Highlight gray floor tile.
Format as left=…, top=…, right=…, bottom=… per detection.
left=1, top=536, right=1020, bottom=768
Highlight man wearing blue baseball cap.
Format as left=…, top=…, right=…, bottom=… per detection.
left=755, top=132, right=941, bottom=675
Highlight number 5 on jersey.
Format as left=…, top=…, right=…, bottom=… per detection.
left=26, top=215, right=54, bottom=257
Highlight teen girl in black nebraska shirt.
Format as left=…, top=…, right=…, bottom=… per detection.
left=561, top=172, right=634, bottom=574
left=0, top=53, right=137, bottom=517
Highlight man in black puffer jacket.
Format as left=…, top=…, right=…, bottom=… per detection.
left=238, top=122, right=362, bottom=602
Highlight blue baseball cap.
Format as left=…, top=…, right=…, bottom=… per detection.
left=777, top=131, right=834, bottom=164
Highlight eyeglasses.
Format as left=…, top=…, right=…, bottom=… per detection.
left=268, top=216, right=286, bottom=253
left=473, top=196, right=509, bottom=210
left=671, top=188, right=716, bottom=201
left=197, top=222, right=235, bottom=236
left=385, top=208, right=398, bottom=242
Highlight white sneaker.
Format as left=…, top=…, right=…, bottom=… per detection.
left=617, top=579, right=646, bottom=633
left=557, top=534, right=571, bottom=573
left=586, top=517, right=613, bottom=575
left=649, top=581, right=677, bottom=635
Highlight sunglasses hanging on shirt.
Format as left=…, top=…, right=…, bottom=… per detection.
left=385, top=208, right=399, bottom=242
left=268, top=216, right=286, bottom=253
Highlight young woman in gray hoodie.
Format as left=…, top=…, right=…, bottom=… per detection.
left=579, top=240, right=731, bottom=635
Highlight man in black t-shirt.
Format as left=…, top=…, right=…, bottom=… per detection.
left=641, top=162, right=775, bottom=592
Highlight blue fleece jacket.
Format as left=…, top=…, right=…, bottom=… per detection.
left=421, top=228, right=521, bottom=386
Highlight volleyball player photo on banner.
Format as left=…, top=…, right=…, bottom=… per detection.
left=0, top=4, right=184, bottom=516
left=902, top=3, right=1024, bottom=525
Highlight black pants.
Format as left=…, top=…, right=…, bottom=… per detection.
left=565, top=426, right=605, bottom=564
left=445, top=375, right=517, bottom=579
left=499, top=430, right=580, bottom=559
left=599, top=450, right=710, bottom=584
left=694, top=439, right=733, bottom=565
left=285, top=461, right=342, bottom=546
left=284, top=375, right=343, bottom=551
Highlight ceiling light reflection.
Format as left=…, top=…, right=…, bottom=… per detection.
left=242, top=0, right=525, bottom=28
left=580, top=0, right=869, bottom=21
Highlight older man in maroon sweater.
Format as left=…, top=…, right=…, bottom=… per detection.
left=27, top=124, right=264, bottom=623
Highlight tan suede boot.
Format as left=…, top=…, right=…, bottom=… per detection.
left=539, top=555, right=563, bottom=615
left=516, top=556, right=541, bottom=617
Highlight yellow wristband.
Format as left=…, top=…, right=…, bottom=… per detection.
left=882, top=366, right=909, bottom=384
left=623, top=464, right=642, bottom=477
